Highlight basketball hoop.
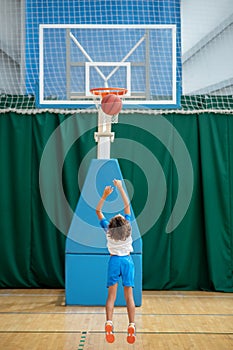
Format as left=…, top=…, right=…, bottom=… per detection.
left=90, top=87, right=127, bottom=124
left=90, top=87, right=127, bottom=97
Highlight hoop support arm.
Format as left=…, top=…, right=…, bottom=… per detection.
left=94, top=131, right=115, bottom=143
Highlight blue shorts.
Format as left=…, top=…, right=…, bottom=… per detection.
left=107, top=255, right=135, bottom=288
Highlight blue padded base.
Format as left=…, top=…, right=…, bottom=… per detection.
left=65, top=159, right=142, bottom=307
left=65, top=253, right=142, bottom=306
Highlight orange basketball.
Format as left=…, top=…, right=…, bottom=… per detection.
left=101, top=94, right=122, bottom=116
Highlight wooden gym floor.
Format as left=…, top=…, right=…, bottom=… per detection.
left=0, top=289, right=232, bottom=349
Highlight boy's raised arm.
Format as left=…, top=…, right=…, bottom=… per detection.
left=113, top=179, right=130, bottom=215
left=96, top=186, right=114, bottom=220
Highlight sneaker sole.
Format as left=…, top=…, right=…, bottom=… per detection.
left=127, top=325, right=136, bottom=344
left=105, top=324, right=115, bottom=343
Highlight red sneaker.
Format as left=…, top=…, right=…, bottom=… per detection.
left=105, top=321, right=115, bottom=343
left=127, top=323, right=136, bottom=344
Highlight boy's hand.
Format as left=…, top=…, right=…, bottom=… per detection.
left=102, top=185, right=114, bottom=198
left=113, top=179, right=122, bottom=188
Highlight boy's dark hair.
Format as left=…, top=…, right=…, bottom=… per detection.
left=108, top=215, right=131, bottom=241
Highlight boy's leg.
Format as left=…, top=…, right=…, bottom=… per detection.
left=106, top=283, right=118, bottom=321
left=124, top=286, right=135, bottom=324
left=124, top=286, right=136, bottom=344
left=105, top=283, right=118, bottom=343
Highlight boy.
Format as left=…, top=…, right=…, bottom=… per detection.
left=96, top=179, right=136, bottom=344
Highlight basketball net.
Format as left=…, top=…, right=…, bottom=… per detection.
left=90, top=87, right=127, bottom=159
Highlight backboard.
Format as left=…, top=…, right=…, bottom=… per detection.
left=38, top=24, right=180, bottom=109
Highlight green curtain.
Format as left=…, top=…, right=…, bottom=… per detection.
left=0, top=111, right=232, bottom=291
